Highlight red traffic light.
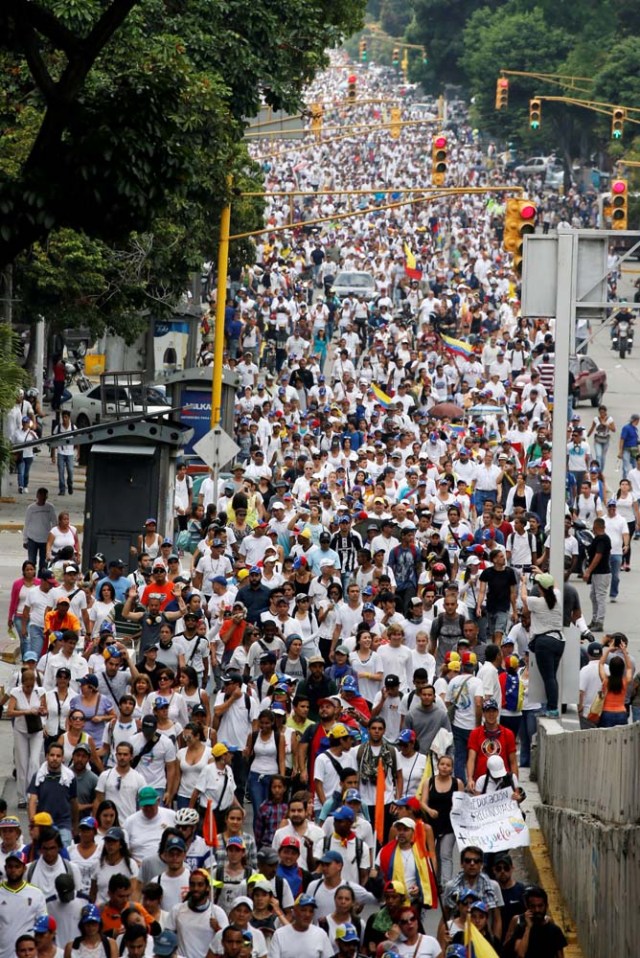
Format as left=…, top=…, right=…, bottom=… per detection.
left=434, top=135, right=447, bottom=149
left=521, top=204, right=536, bottom=220
left=612, top=179, right=627, bottom=195
left=498, top=78, right=509, bottom=89
left=347, top=74, right=356, bottom=84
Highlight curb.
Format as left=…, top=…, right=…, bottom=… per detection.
left=524, top=827, right=584, bottom=957
left=0, top=522, right=85, bottom=533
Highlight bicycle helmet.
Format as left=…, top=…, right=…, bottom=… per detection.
left=175, top=807, right=199, bottom=827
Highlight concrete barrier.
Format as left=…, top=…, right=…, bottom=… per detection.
left=535, top=720, right=640, bottom=958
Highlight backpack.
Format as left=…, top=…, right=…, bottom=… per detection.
left=28, top=858, right=72, bottom=884
left=431, top=613, right=466, bottom=643
left=279, top=654, right=308, bottom=678
left=71, top=937, right=111, bottom=958
left=322, top=834, right=365, bottom=872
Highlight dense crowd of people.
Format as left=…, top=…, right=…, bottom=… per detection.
left=7, top=51, right=634, bottom=958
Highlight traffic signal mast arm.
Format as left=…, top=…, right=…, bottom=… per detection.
left=498, top=69, right=593, bottom=95
left=530, top=95, right=640, bottom=124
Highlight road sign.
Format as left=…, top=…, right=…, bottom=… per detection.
left=192, top=427, right=239, bottom=471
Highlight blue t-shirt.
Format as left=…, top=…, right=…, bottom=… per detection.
left=27, top=773, right=77, bottom=830
left=620, top=423, right=639, bottom=449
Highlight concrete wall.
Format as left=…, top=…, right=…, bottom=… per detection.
left=536, top=721, right=640, bottom=958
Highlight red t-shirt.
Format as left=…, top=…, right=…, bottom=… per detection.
left=467, top=724, right=517, bottom=779
left=141, top=581, right=174, bottom=610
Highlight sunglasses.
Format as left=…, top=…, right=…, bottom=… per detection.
left=464, top=857, right=482, bottom=864
left=399, top=917, right=416, bottom=924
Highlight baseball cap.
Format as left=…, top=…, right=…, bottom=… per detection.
left=55, top=596, right=70, bottom=607
left=280, top=835, right=301, bottom=850
left=39, top=569, right=55, bottom=580
left=343, top=789, right=362, bottom=803
left=333, top=806, right=355, bottom=822
left=72, top=742, right=91, bottom=755
left=212, top=743, right=228, bottom=757
left=587, top=641, right=603, bottom=657
left=165, top=837, right=186, bottom=852
left=105, top=826, right=126, bottom=841
left=385, top=674, right=400, bottom=688
left=79, top=674, right=98, bottom=688
left=153, top=931, right=178, bottom=957
left=396, top=729, right=416, bottom=745
left=33, top=915, right=56, bottom=934
left=483, top=698, right=500, bottom=711
left=22, top=651, right=38, bottom=662
left=138, top=786, right=159, bottom=806
left=141, top=715, right=158, bottom=729
left=295, top=894, right=318, bottom=908
left=80, top=905, right=102, bottom=924
left=318, top=850, right=343, bottom=864
left=327, top=724, right=350, bottom=739
left=335, top=923, right=359, bottom=943
left=257, top=847, right=278, bottom=864
left=0, top=817, right=20, bottom=829
left=395, top=817, right=416, bottom=830
left=32, top=812, right=53, bottom=826
left=5, top=850, right=26, bottom=863
left=226, top=836, right=245, bottom=849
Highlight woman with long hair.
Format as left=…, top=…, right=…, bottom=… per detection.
left=244, top=710, right=285, bottom=822
left=8, top=560, right=39, bottom=655
left=69, top=675, right=115, bottom=748
left=58, top=709, right=103, bottom=770
left=131, top=673, right=153, bottom=718
left=63, top=904, right=118, bottom=958
left=316, top=582, right=343, bottom=663
left=176, top=722, right=210, bottom=809
left=94, top=800, right=121, bottom=840
left=616, top=478, right=640, bottom=570
left=68, top=817, right=101, bottom=898
left=90, top=828, right=140, bottom=904
left=135, top=518, right=163, bottom=561
left=7, top=667, right=45, bottom=807
left=46, top=511, right=80, bottom=564
left=599, top=641, right=632, bottom=728
left=317, top=885, right=362, bottom=950
left=290, top=593, right=318, bottom=656
left=520, top=572, right=564, bottom=718
left=178, top=665, right=211, bottom=725
left=421, top=754, right=463, bottom=885
left=349, top=631, right=383, bottom=706
left=142, top=669, right=188, bottom=727
left=43, top=666, right=73, bottom=751
left=88, top=582, right=116, bottom=638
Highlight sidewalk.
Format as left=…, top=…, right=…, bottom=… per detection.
left=0, top=455, right=86, bottom=532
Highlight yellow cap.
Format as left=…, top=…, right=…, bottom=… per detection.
left=32, top=812, right=54, bottom=826
left=328, top=723, right=350, bottom=739
left=212, top=743, right=229, bottom=758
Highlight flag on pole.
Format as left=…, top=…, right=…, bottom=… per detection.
left=374, top=758, right=386, bottom=846
left=404, top=242, right=423, bottom=280
left=202, top=799, right=218, bottom=848
left=370, top=383, right=395, bottom=408
left=439, top=332, right=475, bottom=360
left=464, top=916, right=500, bottom=957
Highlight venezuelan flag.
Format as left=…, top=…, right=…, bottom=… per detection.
left=464, top=917, right=500, bottom=957
left=440, top=332, right=475, bottom=360
left=371, top=383, right=395, bottom=408
left=404, top=242, right=423, bottom=280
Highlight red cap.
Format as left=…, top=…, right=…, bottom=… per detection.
left=280, top=836, right=301, bottom=850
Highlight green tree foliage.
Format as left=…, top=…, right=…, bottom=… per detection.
left=380, top=0, right=412, bottom=38
left=0, top=325, right=27, bottom=470
left=0, top=0, right=365, bottom=269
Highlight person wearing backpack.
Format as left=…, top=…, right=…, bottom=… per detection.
left=388, top=528, right=422, bottom=615
left=244, top=709, right=285, bottom=822
left=63, top=904, right=118, bottom=958
left=444, top=652, right=483, bottom=784
left=319, top=806, right=369, bottom=885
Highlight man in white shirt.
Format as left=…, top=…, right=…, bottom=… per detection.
left=166, top=870, right=228, bottom=957
left=314, top=725, right=353, bottom=812
left=445, top=652, right=483, bottom=783
left=578, top=642, right=606, bottom=729
left=94, top=742, right=147, bottom=820
left=124, top=787, right=177, bottom=860
left=130, top=716, right=179, bottom=804
left=604, top=498, right=629, bottom=601
left=477, top=644, right=502, bottom=711
left=270, top=895, right=334, bottom=958
left=50, top=564, right=90, bottom=634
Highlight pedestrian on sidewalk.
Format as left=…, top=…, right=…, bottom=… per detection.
left=51, top=411, right=78, bottom=496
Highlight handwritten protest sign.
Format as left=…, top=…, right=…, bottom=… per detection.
left=449, top=787, right=530, bottom=853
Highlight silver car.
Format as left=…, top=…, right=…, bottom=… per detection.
left=331, top=270, right=377, bottom=301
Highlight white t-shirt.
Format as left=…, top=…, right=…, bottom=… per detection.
left=314, top=750, right=350, bottom=809
left=95, top=767, right=147, bottom=820
left=130, top=731, right=177, bottom=789
left=396, top=750, right=427, bottom=799
left=445, top=674, right=484, bottom=730
left=214, top=689, right=259, bottom=748
left=370, top=690, right=407, bottom=741
left=26, top=857, right=82, bottom=900
left=377, top=644, right=414, bottom=690
left=124, top=807, right=177, bottom=860
left=395, top=935, right=442, bottom=958
left=579, top=660, right=608, bottom=717
left=94, top=856, right=140, bottom=904
left=271, top=921, right=334, bottom=958
left=166, top=901, right=228, bottom=958
left=157, top=866, right=191, bottom=910
left=24, top=586, right=54, bottom=627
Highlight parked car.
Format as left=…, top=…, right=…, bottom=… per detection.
left=331, top=270, right=377, bottom=301
left=62, top=383, right=170, bottom=428
left=514, top=156, right=554, bottom=176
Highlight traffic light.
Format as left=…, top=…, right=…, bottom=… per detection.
left=422, top=48, right=428, bottom=65
left=503, top=198, right=537, bottom=275
left=432, top=133, right=448, bottom=186
left=390, top=107, right=401, bottom=139
left=347, top=74, right=356, bottom=104
left=611, top=178, right=628, bottom=230
left=310, top=102, right=323, bottom=140
left=612, top=107, right=625, bottom=140
left=495, top=78, right=509, bottom=111
left=359, top=39, right=367, bottom=63
left=529, top=98, right=541, bottom=130
left=392, top=47, right=400, bottom=68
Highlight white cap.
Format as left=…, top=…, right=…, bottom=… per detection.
left=395, top=817, right=416, bottom=830
left=487, top=755, right=507, bottom=778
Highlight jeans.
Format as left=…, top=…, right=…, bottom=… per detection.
left=599, top=711, right=628, bottom=728
left=609, top=554, right=622, bottom=598
left=452, top=725, right=471, bottom=783
left=436, top=832, right=456, bottom=885
left=519, top=708, right=542, bottom=766
left=247, top=769, right=272, bottom=822
left=475, top=490, right=497, bottom=513
left=594, top=440, right=610, bottom=469
left=590, top=573, right=611, bottom=624
left=13, top=615, right=28, bottom=655
left=534, top=633, right=565, bottom=711
left=486, top=610, right=509, bottom=640
left=500, top=714, right=522, bottom=741
left=17, top=457, right=33, bottom=491
left=622, top=447, right=636, bottom=479
left=27, top=539, right=47, bottom=572
left=56, top=453, right=74, bottom=493
left=631, top=706, right=640, bottom=724
left=28, top=624, right=45, bottom=659
left=624, top=521, right=635, bottom=566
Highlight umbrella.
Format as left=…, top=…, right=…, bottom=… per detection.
left=469, top=404, right=505, bottom=416
left=430, top=402, right=465, bottom=419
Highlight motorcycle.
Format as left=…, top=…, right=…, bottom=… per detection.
left=611, top=316, right=634, bottom=359
left=64, top=349, right=91, bottom=392
left=572, top=519, right=595, bottom=575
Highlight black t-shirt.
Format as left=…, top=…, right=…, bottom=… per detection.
left=480, top=566, right=517, bottom=612
left=587, top=533, right=611, bottom=575
left=499, top=880, right=526, bottom=941
left=508, top=916, right=568, bottom=957
left=562, top=583, right=581, bottom=628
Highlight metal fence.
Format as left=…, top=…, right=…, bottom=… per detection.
left=537, top=720, right=640, bottom=825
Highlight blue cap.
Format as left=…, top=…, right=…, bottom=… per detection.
left=153, top=696, right=170, bottom=708
left=333, top=806, right=355, bottom=822
left=80, top=904, right=101, bottom=924
left=295, top=894, right=318, bottom=908
left=335, top=923, right=359, bottom=943
left=363, top=602, right=376, bottom=612
left=249, top=566, right=262, bottom=574
left=339, top=516, right=351, bottom=524
left=396, top=729, right=417, bottom=745
left=34, top=916, right=57, bottom=934
left=483, top=698, right=499, bottom=711
left=22, top=651, right=38, bottom=662
left=106, top=645, right=123, bottom=658
left=445, top=946, right=468, bottom=958
left=79, top=816, right=98, bottom=830
left=153, top=930, right=179, bottom=956
left=341, top=676, right=358, bottom=691
left=319, top=850, right=343, bottom=864
left=343, top=788, right=362, bottom=803
left=470, top=900, right=489, bottom=913
left=482, top=530, right=494, bottom=540
left=210, top=575, right=228, bottom=585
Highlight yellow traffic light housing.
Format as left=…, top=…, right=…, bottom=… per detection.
left=310, top=102, right=323, bottom=141
left=390, top=107, right=401, bottom=139
left=495, top=78, right=509, bottom=111
left=347, top=74, right=356, bottom=104
left=392, top=47, right=400, bottom=68
left=504, top=198, right=537, bottom=275
left=611, top=179, right=628, bottom=230
left=529, top=98, right=541, bottom=130
left=359, top=39, right=367, bottom=63
left=612, top=107, right=625, bottom=140
left=432, top=133, right=448, bottom=186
